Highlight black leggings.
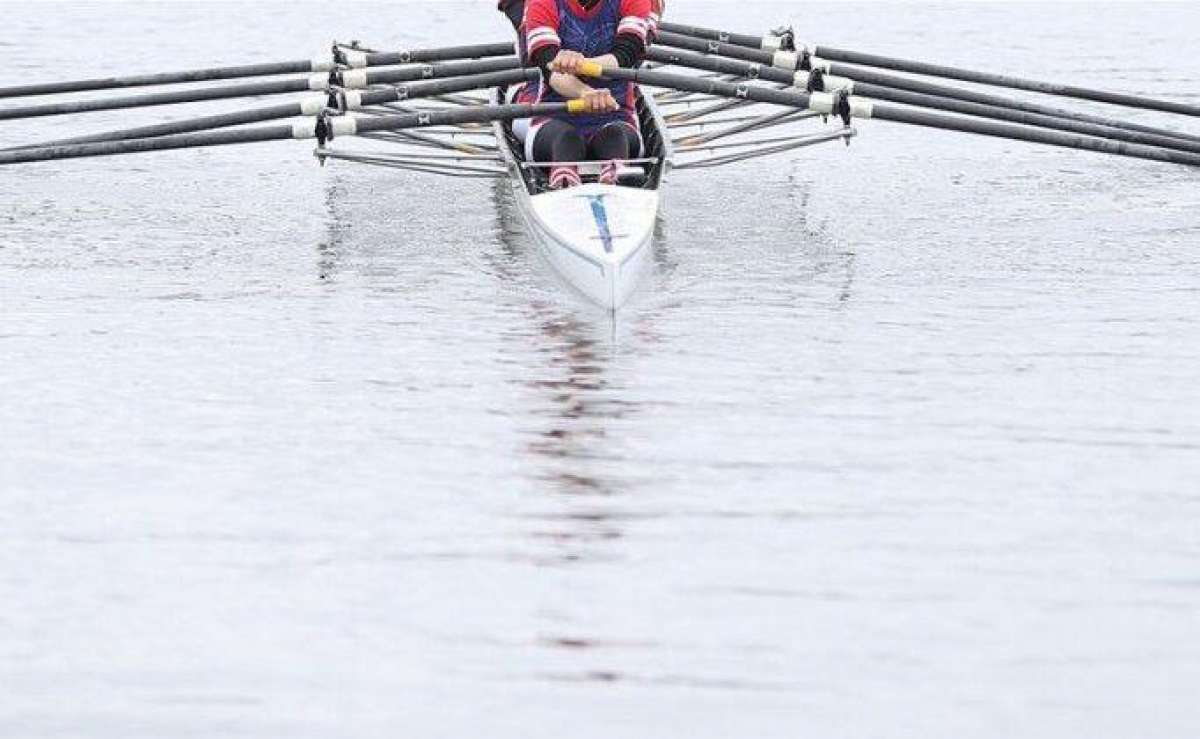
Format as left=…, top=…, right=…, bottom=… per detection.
left=531, top=119, right=641, bottom=163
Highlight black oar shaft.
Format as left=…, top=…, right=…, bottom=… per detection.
left=0, top=59, right=328, bottom=100
left=362, top=41, right=514, bottom=67
left=355, top=57, right=521, bottom=87
left=592, top=64, right=812, bottom=108
left=657, top=21, right=767, bottom=50
left=820, top=61, right=1200, bottom=145
left=875, top=103, right=1200, bottom=165
left=859, top=82, right=1200, bottom=155
left=811, top=45, right=1200, bottom=117
left=0, top=102, right=571, bottom=165
left=6, top=103, right=310, bottom=150
left=657, top=31, right=778, bottom=66
left=0, top=125, right=295, bottom=164
left=353, top=102, right=568, bottom=134
left=0, top=76, right=318, bottom=120
left=646, top=48, right=1200, bottom=155
left=0, top=42, right=516, bottom=101
left=355, top=67, right=538, bottom=106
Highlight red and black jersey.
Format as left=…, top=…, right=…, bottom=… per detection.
left=521, top=0, right=651, bottom=129
left=524, top=0, right=652, bottom=70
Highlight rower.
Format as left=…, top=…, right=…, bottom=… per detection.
left=515, top=0, right=653, bottom=189
left=501, top=0, right=664, bottom=37
left=648, top=0, right=665, bottom=40
left=498, top=0, right=524, bottom=32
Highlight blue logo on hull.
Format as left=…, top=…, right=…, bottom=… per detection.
left=579, top=194, right=615, bottom=254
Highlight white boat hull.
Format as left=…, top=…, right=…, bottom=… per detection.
left=492, top=85, right=671, bottom=310
left=511, top=181, right=658, bottom=309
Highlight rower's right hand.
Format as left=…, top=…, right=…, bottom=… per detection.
left=550, top=50, right=587, bottom=74
left=580, top=88, right=619, bottom=113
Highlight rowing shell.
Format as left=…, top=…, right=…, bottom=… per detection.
left=491, top=86, right=672, bottom=309
left=308, top=56, right=852, bottom=309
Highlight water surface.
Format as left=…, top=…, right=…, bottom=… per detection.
left=2, top=2, right=1199, bottom=737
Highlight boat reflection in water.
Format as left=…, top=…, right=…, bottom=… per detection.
left=488, top=180, right=669, bottom=685
left=311, top=165, right=857, bottom=687
left=489, top=177, right=660, bottom=501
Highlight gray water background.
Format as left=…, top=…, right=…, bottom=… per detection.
left=2, top=2, right=1199, bottom=736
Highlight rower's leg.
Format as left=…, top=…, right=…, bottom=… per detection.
left=531, top=119, right=586, bottom=161
left=588, top=122, right=642, bottom=159
left=530, top=118, right=585, bottom=189
left=588, top=122, right=643, bottom=185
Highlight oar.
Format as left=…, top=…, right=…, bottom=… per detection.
left=334, top=66, right=536, bottom=110
left=810, top=46, right=1200, bottom=118
left=575, top=63, right=1200, bottom=167
left=647, top=47, right=1200, bottom=156
left=338, top=41, right=514, bottom=68
left=0, top=75, right=329, bottom=121
left=339, top=57, right=520, bottom=88
left=653, top=31, right=1200, bottom=144
left=0, top=101, right=584, bottom=166
left=0, top=57, right=521, bottom=121
left=658, top=21, right=790, bottom=52
left=658, top=23, right=1200, bottom=118
left=0, top=41, right=514, bottom=100
left=0, top=59, right=333, bottom=101
left=7, top=68, right=540, bottom=150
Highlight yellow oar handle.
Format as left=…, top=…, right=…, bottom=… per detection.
left=576, top=61, right=605, bottom=78
left=564, top=62, right=608, bottom=113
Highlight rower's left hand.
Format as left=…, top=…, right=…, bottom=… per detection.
left=580, top=88, right=619, bottom=113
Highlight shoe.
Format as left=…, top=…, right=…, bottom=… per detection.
left=598, top=160, right=619, bottom=185
left=549, top=165, right=581, bottom=190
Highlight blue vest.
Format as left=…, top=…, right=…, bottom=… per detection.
left=539, top=0, right=634, bottom=128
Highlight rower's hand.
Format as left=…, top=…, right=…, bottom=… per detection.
left=580, top=88, right=619, bottom=113
left=550, top=49, right=587, bottom=75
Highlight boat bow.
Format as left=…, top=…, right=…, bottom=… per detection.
left=526, top=182, right=659, bottom=308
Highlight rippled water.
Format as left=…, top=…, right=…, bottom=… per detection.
left=3, top=2, right=1199, bottom=737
